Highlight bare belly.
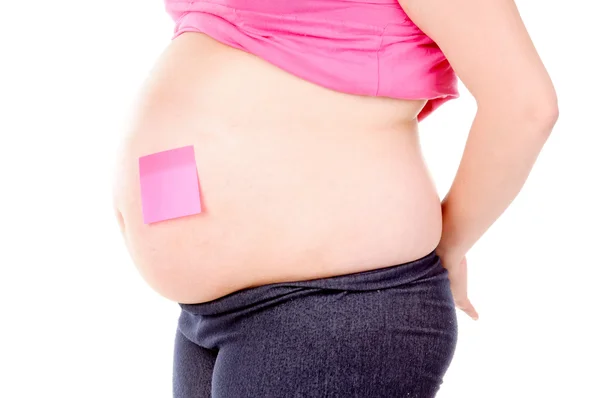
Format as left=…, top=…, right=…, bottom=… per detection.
left=113, top=33, right=443, bottom=304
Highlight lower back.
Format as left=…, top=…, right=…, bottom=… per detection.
left=114, top=33, right=443, bottom=303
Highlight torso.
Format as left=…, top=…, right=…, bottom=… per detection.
left=114, top=33, right=443, bottom=303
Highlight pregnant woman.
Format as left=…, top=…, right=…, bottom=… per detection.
left=113, top=0, right=558, bottom=396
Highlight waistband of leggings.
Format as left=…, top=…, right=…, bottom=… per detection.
left=179, top=250, right=443, bottom=315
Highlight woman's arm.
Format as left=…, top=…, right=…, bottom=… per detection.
left=398, top=0, right=558, bottom=262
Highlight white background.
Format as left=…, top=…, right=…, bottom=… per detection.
left=0, top=1, right=598, bottom=397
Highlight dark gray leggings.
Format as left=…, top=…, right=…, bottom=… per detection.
left=174, top=251, right=458, bottom=397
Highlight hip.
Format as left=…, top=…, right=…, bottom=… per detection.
left=176, top=251, right=457, bottom=397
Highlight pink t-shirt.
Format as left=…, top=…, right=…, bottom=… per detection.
left=164, top=0, right=459, bottom=121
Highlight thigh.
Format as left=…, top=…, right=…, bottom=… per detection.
left=173, top=328, right=217, bottom=398
left=211, top=281, right=458, bottom=398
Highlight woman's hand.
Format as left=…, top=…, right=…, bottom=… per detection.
left=441, top=254, right=479, bottom=320
left=399, top=0, right=556, bottom=323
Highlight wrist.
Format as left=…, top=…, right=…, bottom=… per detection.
left=438, top=198, right=469, bottom=263
left=435, top=241, right=466, bottom=265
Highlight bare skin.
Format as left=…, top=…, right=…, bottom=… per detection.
left=114, top=0, right=557, bottom=315
left=398, top=0, right=558, bottom=319
left=114, top=32, right=442, bottom=304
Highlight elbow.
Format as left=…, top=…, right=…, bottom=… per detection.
left=480, top=88, right=559, bottom=140
left=523, top=93, right=559, bottom=137
left=516, top=82, right=559, bottom=134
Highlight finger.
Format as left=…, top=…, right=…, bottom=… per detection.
left=458, top=299, right=479, bottom=320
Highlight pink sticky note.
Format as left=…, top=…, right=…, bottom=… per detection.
left=139, top=145, right=202, bottom=224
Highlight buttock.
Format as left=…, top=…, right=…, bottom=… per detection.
left=174, top=251, right=458, bottom=397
